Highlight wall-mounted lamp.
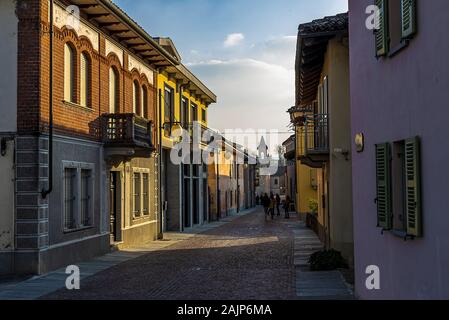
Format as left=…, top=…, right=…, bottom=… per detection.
left=355, top=133, right=364, bottom=153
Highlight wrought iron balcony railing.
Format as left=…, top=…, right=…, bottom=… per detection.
left=102, top=114, right=154, bottom=151
left=304, top=114, right=329, bottom=155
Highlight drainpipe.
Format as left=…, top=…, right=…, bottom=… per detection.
left=158, top=88, right=163, bottom=239
left=216, top=151, right=220, bottom=221
left=179, top=84, right=184, bottom=231
left=42, top=0, right=54, bottom=199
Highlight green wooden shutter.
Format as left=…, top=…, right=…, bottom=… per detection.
left=376, top=143, right=392, bottom=229
left=405, top=137, right=422, bottom=237
left=375, top=0, right=389, bottom=57
left=401, top=0, right=417, bottom=39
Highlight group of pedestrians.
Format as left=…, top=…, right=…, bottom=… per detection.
left=257, top=193, right=292, bottom=221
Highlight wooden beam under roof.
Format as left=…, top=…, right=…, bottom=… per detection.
left=77, top=4, right=101, bottom=10
left=98, top=22, right=121, bottom=27
left=87, top=13, right=110, bottom=19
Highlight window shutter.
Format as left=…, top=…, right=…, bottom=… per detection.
left=80, top=53, right=89, bottom=107
left=405, top=137, right=422, bottom=237
left=375, top=0, right=388, bottom=57
left=401, top=0, right=417, bottom=39
left=109, top=68, right=118, bottom=113
left=64, top=44, right=74, bottom=102
left=141, top=86, right=148, bottom=118
left=376, top=143, right=392, bottom=229
left=133, top=81, right=138, bottom=114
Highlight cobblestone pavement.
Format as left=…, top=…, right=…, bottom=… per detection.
left=42, top=207, right=297, bottom=300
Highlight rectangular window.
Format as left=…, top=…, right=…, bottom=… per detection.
left=80, top=169, right=92, bottom=227
left=193, top=165, right=199, bottom=177
left=389, top=0, right=403, bottom=51
left=376, top=138, right=422, bottom=237
left=191, top=103, right=198, bottom=122
left=182, top=97, right=189, bottom=128
left=133, top=173, right=141, bottom=217
left=184, top=163, right=191, bottom=177
left=142, top=173, right=149, bottom=216
left=392, top=141, right=406, bottom=232
left=164, top=85, right=174, bottom=122
left=375, top=0, right=417, bottom=57
left=201, top=108, right=207, bottom=123
left=62, top=162, right=95, bottom=232
left=64, top=168, right=77, bottom=231
left=164, top=85, right=174, bottom=137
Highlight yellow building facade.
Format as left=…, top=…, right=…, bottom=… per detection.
left=291, top=13, right=353, bottom=263
left=155, top=38, right=217, bottom=232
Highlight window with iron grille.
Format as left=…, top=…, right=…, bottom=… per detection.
left=64, top=168, right=77, bottom=231
left=142, top=173, right=149, bottom=216
left=133, top=173, right=141, bottom=217
left=63, top=162, right=95, bottom=232
left=80, top=169, right=92, bottom=227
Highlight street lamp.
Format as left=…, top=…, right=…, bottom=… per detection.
left=288, top=106, right=305, bottom=126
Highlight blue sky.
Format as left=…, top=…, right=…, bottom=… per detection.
left=114, top=0, right=348, bottom=151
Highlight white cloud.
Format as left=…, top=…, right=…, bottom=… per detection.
left=250, top=35, right=297, bottom=69
left=187, top=58, right=294, bottom=153
left=223, top=33, right=245, bottom=48
left=185, top=35, right=298, bottom=153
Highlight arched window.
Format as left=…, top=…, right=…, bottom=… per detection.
left=141, top=85, right=148, bottom=118
left=80, top=52, right=91, bottom=107
left=133, top=80, right=140, bottom=115
left=64, top=43, right=75, bottom=103
left=109, top=67, right=119, bottom=113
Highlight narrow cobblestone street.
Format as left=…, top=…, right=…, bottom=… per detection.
left=42, top=208, right=298, bottom=300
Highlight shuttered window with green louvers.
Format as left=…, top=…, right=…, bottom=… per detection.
left=375, top=0, right=389, bottom=57
left=401, top=0, right=417, bottom=39
left=376, top=143, right=392, bottom=229
left=405, top=137, right=422, bottom=237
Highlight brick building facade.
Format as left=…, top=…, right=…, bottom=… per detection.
left=0, top=0, right=180, bottom=275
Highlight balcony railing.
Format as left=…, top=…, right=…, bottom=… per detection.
left=102, top=114, right=154, bottom=151
left=304, top=114, right=329, bottom=155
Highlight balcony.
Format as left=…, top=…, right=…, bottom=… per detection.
left=283, top=137, right=296, bottom=161
left=102, top=114, right=154, bottom=158
left=298, top=114, right=329, bottom=167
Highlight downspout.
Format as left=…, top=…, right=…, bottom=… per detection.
left=179, top=84, right=184, bottom=231
left=158, top=88, right=163, bottom=239
left=42, top=0, right=54, bottom=199
left=216, top=151, right=220, bottom=221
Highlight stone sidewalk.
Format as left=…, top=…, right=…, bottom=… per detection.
left=0, top=208, right=256, bottom=300
left=284, top=219, right=354, bottom=299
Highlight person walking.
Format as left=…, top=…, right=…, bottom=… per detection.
left=262, top=193, right=270, bottom=221
left=275, top=194, right=281, bottom=216
left=268, top=195, right=276, bottom=220
left=284, top=195, right=291, bottom=219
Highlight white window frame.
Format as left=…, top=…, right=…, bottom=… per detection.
left=62, top=161, right=95, bottom=232
left=132, top=168, right=151, bottom=219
